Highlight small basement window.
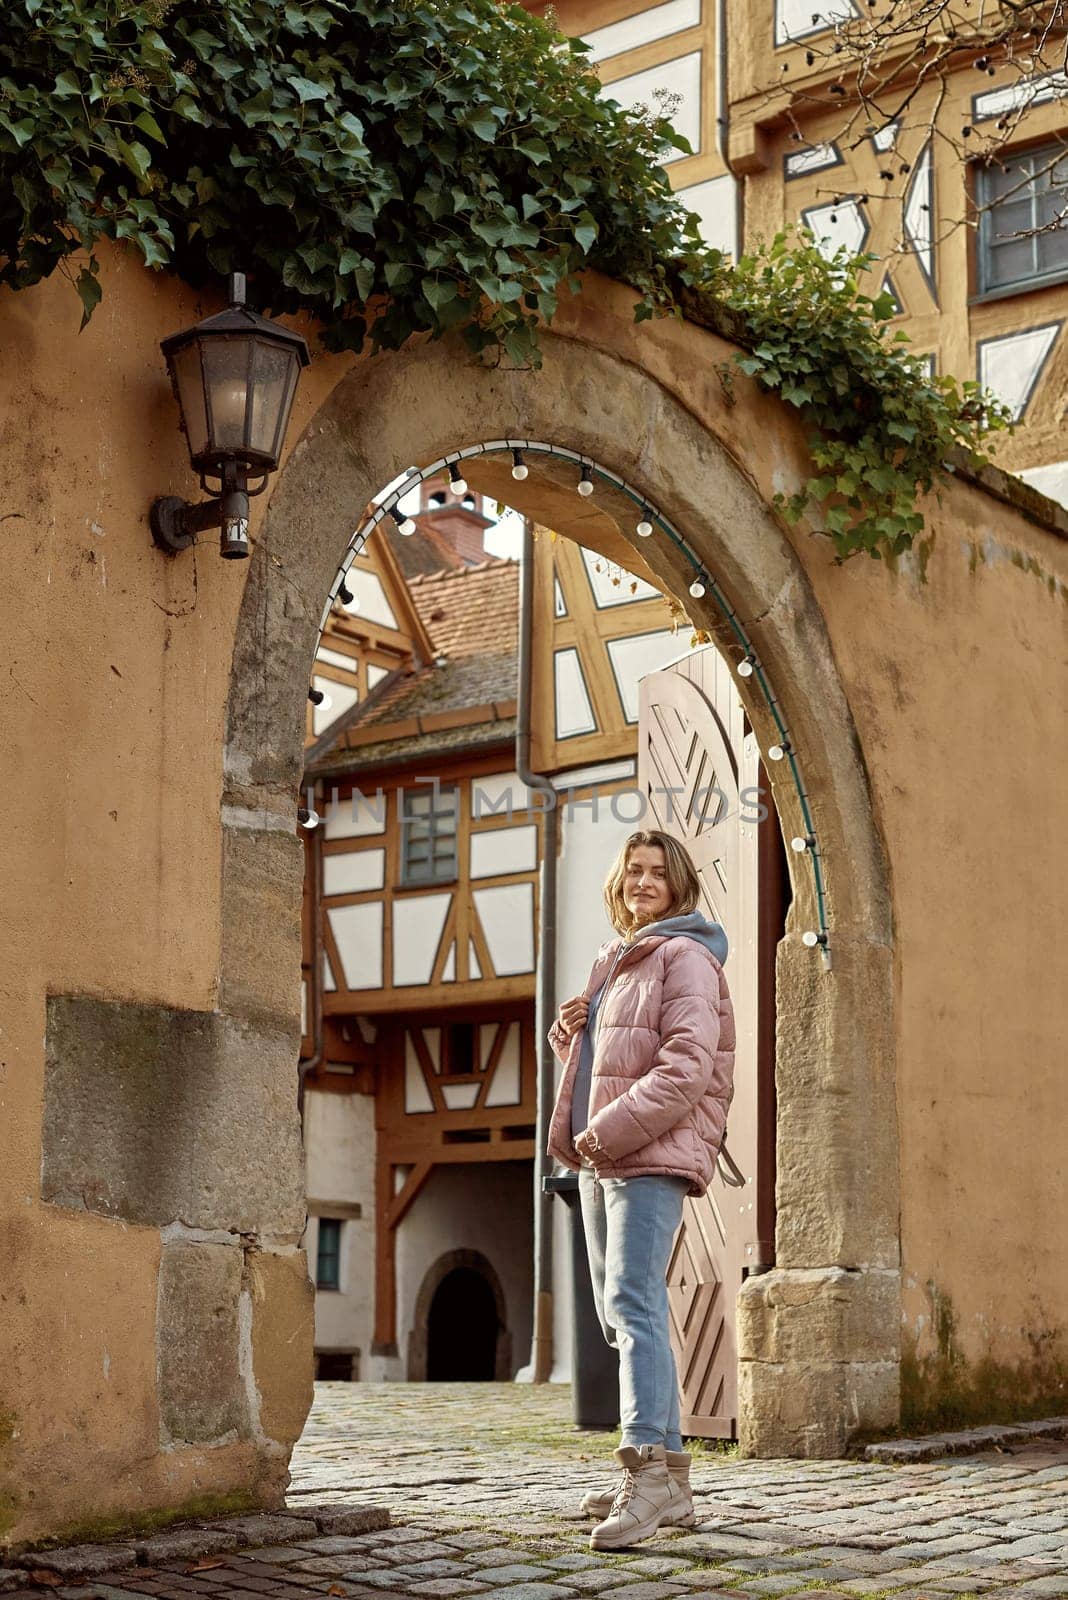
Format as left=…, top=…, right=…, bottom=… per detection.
left=316, top=1217, right=343, bottom=1290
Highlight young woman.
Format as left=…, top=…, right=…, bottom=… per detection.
left=547, top=829, right=736, bottom=1551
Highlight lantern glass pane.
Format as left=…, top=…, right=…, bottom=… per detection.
left=169, top=342, right=209, bottom=463
left=202, top=335, right=253, bottom=455
left=249, top=339, right=299, bottom=464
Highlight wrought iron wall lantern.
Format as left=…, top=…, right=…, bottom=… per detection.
left=151, top=272, right=310, bottom=559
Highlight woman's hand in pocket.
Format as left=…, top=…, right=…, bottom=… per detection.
left=557, top=995, right=590, bottom=1039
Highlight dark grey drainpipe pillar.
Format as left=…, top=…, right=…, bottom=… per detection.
left=516, top=518, right=558, bottom=1383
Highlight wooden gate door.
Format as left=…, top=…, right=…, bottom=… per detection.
left=637, top=645, right=781, bottom=1437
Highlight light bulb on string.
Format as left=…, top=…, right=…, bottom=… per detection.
left=737, top=654, right=756, bottom=678
left=390, top=508, right=417, bottom=536
left=297, top=806, right=320, bottom=831
left=791, top=834, right=817, bottom=854
left=802, top=930, right=828, bottom=948
left=511, top=448, right=528, bottom=481
left=767, top=739, right=792, bottom=762
left=308, top=686, right=325, bottom=706
left=689, top=577, right=706, bottom=599
left=448, top=462, right=468, bottom=496
left=338, top=581, right=354, bottom=606
left=636, top=509, right=653, bottom=537
left=577, top=465, right=594, bottom=497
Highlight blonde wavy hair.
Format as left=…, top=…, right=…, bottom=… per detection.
left=604, top=830, right=701, bottom=938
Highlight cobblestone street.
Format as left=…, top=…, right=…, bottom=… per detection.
left=6, top=1385, right=1068, bottom=1600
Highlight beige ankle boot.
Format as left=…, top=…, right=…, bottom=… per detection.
left=580, top=1448, right=694, bottom=1525
left=589, top=1443, right=689, bottom=1550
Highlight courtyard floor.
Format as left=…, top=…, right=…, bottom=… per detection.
left=11, top=1384, right=1068, bottom=1600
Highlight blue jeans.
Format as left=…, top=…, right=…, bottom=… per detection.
left=579, top=1169, right=689, bottom=1452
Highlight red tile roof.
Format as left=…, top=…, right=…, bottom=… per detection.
left=307, top=559, right=519, bottom=772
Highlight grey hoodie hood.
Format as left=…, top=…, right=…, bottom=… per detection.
left=629, top=910, right=728, bottom=965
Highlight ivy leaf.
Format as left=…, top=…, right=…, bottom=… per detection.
left=75, top=263, right=101, bottom=329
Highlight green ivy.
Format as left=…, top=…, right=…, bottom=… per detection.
left=0, top=0, right=1009, bottom=562
left=699, top=234, right=1013, bottom=562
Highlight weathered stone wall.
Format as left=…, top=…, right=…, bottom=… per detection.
left=1, top=246, right=1066, bottom=1542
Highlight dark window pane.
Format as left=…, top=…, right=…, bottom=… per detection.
left=980, top=140, right=1068, bottom=291
left=317, top=1218, right=342, bottom=1290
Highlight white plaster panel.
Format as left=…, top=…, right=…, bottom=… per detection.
left=367, top=663, right=390, bottom=689
left=393, top=893, right=451, bottom=985
left=470, top=770, right=534, bottom=819
left=605, top=631, right=687, bottom=722
left=323, top=848, right=385, bottom=896
left=785, top=142, right=840, bottom=178
left=974, top=71, right=1068, bottom=122
left=424, top=1027, right=441, bottom=1071
left=470, top=824, right=538, bottom=879
left=554, top=647, right=597, bottom=738
left=315, top=645, right=358, bottom=672
left=904, top=141, right=934, bottom=291
left=979, top=325, right=1060, bottom=421
left=312, top=675, right=359, bottom=737
left=404, top=1037, right=434, bottom=1113
left=484, top=1021, right=522, bottom=1108
left=554, top=578, right=567, bottom=617
left=550, top=758, right=637, bottom=790
left=469, top=940, right=482, bottom=980
left=602, top=51, right=702, bottom=163
left=871, top=121, right=899, bottom=152
left=801, top=198, right=869, bottom=263
left=328, top=900, right=383, bottom=990
left=1020, top=459, right=1068, bottom=508
left=344, top=568, right=398, bottom=629
left=677, top=174, right=738, bottom=258
left=441, top=1083, right=481, bottom=1110
left=775, top=0, right=855, bottom=45
left=581, top=545, right=659, bottom=607
left=583, top=0, right=700, bottom=63
left=324, top=790, right=388, bottom=839
left=441, top=942, right=455, bottom=982
left=322, top=950, right=336, bottom=993
left=473, top=883, right=535, bottom=976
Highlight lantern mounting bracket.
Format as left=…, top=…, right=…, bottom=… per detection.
left=151, top=459, right=251, bottom=560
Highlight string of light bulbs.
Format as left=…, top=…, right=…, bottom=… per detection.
left=308, top=439, right=831, bottom=964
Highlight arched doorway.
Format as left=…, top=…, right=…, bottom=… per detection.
left=428, top=1268, right=497, bottom=1381
left=409, top=1249, right=511, bottom=1381
left=223, top=306, right=899, bottom=1459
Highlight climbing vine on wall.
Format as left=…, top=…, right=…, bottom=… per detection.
left=0, top=0, right=1009, bottom=563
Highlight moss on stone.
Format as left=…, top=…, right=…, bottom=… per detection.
left=896, top=1285, right=1068, bottom=1435
left=11, top=1489, right=260, bottom=1554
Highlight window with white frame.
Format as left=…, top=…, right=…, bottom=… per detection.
left=400, top=784, right=459, bottom=885
left=977, top=142, right=1068, bottom=295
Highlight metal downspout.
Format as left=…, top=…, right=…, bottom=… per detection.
left=516, top=519, right=558, bottom=1384
left=716, top=0, right=745, bottom=259
left=298, top=777, right=325, bottom=1124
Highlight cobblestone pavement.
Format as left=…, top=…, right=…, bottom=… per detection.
left=8, top=1384, right=1068, bottom=1600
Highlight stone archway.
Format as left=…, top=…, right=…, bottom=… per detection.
left=408, top=1249, right=512, bottom=1382
left=223, top=316, right=899, bottom=1459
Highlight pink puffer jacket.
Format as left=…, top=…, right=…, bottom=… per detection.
left=547, top=933, right=736, bottom=1196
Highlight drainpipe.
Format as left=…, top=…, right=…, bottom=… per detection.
left=516, top=518, right=558, bottom=1384
left=716, top=0, right=745, bottom=260
left=297, top=776, right=325, bottom=1124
